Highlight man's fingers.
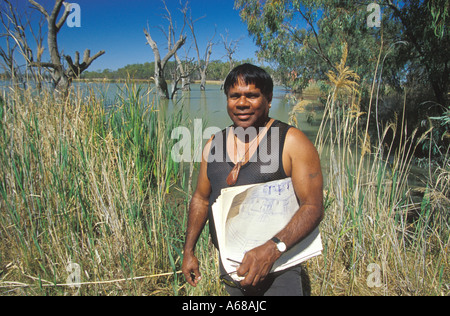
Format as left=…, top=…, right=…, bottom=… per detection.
left=242, top=270, right=257, bottom=287
left=185, top=268, right=202, bottom=287
left=192, top=268, right=202, bottom=284
left=184, top=271, right=196, bottom=287
left=237, top=258, right=256, bottom=287
left=184, top=272, right=195, bottom=287
left=236, top=259, right=250, bottom=278
left=182, top=253, right=203, bottom=287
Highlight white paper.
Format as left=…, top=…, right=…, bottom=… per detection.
left=212, top=178, right=323, bottom=281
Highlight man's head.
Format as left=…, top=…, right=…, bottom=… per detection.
left=224, top=63, right=273, bottom=103
left=224, top=64, right=274, bottom=129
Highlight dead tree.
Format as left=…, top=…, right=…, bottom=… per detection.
left=174, top=52, right=193, bottom=92
left=221, top=30, right=242, bottom=73
left=220, top=31, right=242, bottom=89
left=167, top=1, right=193, bottom=93
left=144, top=27, right=185, bottom=99
left=0, top=0, right=45, bottom=89
left=28, top=0, right=105, bottom=97
left=184, top=9, right=215, bottom=91
left=197, top=41, right=213, bottom=91
left=144, top=0, right=186, bottom=99
left=170, top=53, right=197, bottom=98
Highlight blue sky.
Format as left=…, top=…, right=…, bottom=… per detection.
left=24, top=0, right=260, bottom=71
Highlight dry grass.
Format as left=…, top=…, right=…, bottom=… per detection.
left=297, top=43, right=450, bottom=296
left=0, top=84, right=196, bottom=295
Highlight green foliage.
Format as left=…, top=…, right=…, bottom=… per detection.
left=81, top=60, right=263, bottom=82
left=429, top=0, right=449, bottom=38
left=236, top=0, right=449, bottom=100
left=235, top=0, right=449, bottom=158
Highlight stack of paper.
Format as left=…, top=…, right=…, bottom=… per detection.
left=212, top=177, right=323, bottom=280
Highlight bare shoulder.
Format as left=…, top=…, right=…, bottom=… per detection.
left=283, top=127, right=323, bottom=207
left=284, top=127, right=320, bottom=166
left=286, top=125, right=314, bottom=145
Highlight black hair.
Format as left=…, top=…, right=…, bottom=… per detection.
left=224, top=63, right=273, bottom=102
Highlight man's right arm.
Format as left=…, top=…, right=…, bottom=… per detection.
left=182, top=139, right=212, bottom=287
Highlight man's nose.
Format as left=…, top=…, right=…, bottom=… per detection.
left=236, top=96, right=249, bottom=107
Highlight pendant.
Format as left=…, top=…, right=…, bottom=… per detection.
left=226, top=161, right=241, bottom=186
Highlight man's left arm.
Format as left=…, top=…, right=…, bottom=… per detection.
left=237, top=128, right=324, bottom=287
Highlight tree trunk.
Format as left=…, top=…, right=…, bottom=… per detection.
left=175, top=53, right=191, bottom=91
left=29, top=0, right=104, bottom=98
left=200, top=69, right=207, bottom=91
left=155, top=63, right=169, bottom=99
left=144, top=27, right=186, bottom=99
left=55, top=74, right=71, bottom=98
left=182, top=77, right=191, bottom=91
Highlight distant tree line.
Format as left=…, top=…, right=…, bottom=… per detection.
left=79, top=59, right=276, bottom=83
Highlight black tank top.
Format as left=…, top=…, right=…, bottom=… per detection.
left=206, top=120, right=293, bottom=248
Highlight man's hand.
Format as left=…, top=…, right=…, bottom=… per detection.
left=236, top=241, right=281, bottom=287
left=182, top=252, right=202, bottom=287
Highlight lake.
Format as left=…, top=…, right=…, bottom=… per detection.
left=0, top=80, right=322, bottom=141
left=69, top=81, right=322, bottom=142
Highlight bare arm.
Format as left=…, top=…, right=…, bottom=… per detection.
left=274, top=128, right=324, bottom=248
left=237, top=127, right=324, bottom=287
left=182, top=140, right=212, bottom=287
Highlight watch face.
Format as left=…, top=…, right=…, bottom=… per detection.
left=277, top=242, right=287, bottom=252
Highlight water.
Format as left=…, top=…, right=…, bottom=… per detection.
left=71, top=81, right=321, bottom=143
left=1, top=80, right=320, bottom=140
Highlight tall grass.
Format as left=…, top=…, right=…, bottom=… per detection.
left=0, top=83, right=199, bottom=295
left=302, top=44, right=449, bottom=296
left=1, top=56, right=448, bottom=296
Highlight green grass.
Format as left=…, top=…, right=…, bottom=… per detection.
left=0, top=83, right=216, bottom=295
left=304, top=49, right=449, bottom=296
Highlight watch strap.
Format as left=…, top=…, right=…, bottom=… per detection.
left=271, top=237, right=286, bottom=252
left=271, top=237, right=282, bottom=244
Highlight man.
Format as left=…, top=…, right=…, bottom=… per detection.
left=182, top=64, right=323, bottom=296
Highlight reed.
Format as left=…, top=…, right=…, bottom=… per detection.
left=0, top=83, right=194, bottom=295
left=303, top=43, right=449, bottom=296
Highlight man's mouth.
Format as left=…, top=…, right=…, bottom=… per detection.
left=235, top=113, right=253, bottom=120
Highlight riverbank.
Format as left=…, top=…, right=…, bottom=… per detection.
left=72, top=78, right=224, bottom=86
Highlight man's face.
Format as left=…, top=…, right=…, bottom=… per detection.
left=226, top=80, right=272, bottom=130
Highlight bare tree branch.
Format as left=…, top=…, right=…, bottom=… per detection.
left=65, top=49, right=106, bottom=78
left=183, top=5, right=215, bottom=90
left=144, top=0, right=187, bottom=99
left=28, top=0, right=49, bottom=20
left=56, top=2, right=72, bottom=32
left=25, top=0, right=105, bottom=96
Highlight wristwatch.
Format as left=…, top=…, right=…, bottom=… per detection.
left=271, top=237, right=287, bottom=253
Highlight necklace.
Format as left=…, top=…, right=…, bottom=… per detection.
left=226, top=118, right=274, bottom=186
